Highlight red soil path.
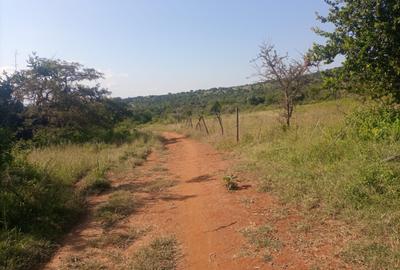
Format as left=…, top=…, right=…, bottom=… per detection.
left=44, top=131, right=353, bottom=270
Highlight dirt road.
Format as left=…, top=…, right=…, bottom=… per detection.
left=44, top=132, right=351, bottom=270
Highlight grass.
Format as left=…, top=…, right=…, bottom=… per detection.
left=0, top=230, right=55, bottom=270
left=89, top=226, right=150, bottom=249
left=141, top=178, right=176, bottom=193
left=60, top=254, right=107, bottom=270
left=95, top=191, right=137, bottom=228
left=129, top=236, right=178, bottom=270
left=28, top=134, right=156, bottom=186
left=240, top=224, right=282, bottom=261
left=0, top=131, right=159, bottom=270
left=163, top=98, right=400, bottom=269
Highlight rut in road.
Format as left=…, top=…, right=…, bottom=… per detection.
left=44, top=132, right=352, bottom=270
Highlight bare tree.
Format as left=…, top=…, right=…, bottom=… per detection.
left=253, top=42, right=312, bottom=127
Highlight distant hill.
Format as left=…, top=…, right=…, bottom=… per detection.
left=123, top=72, right=327, bottom=121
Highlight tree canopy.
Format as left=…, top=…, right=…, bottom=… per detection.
left=312, top=0, right=400, bottom=101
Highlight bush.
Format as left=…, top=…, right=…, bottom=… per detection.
left=346, top=104, right=400, bottom=141
left=346, top=164, right=400, bottom=210
left=0, top=154, right=84, bottom=270
left=0, top=157, right=83, bottom=237
left=0, top=229, right=54, bottom=270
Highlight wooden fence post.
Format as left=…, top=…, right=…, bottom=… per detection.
left=236, top=107, right=239, bottom=143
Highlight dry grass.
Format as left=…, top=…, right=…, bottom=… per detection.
left=89, top=226, right=150, bottom=249
left=95, top=191, right=137, bottom=228
left=141, top=178, right=177, bottom=193
left=129, top=236, right=178, bottom=270
left=240, top=224, right=282, bottom=261
left=28, top=135, right=158, bottom=186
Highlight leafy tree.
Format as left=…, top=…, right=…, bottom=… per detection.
left=311, top=0, right=400, bottom=101
left=9, top=54, right=114, bottom=142
left=0, top=76, right=23, bottom=171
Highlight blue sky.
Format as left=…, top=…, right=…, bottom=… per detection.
left=0, top=0, right=331, bottom=97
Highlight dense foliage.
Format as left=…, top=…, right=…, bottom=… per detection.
left=312, top=0, right=400, bottom=101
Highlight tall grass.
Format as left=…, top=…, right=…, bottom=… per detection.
left=168, top=98, right=400, bottom=269
left=28, top=134, right=156, bottom=185
left=0, top=131, right=159, bottom=270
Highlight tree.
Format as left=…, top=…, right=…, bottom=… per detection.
left=311, top=0, right=400, bottom=101
left=9, top=54, right=112, bottom=141
left=253, top=42, right=311, bottom=127
left=210, top=101, right=224, bottom=135
left=0, top=75, right=23, bottom=171
left=247, top=95, right=265, bottom=105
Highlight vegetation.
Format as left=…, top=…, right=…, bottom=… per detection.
left=253, top=42, right=315, bottom=127
left=1, top=1, right=400, bottom=268
left=95, top=191, right=137, bottom=228
left=130, top=236, right=178, bottom=270
left=241, top=224, right=281, bottom=261
left=222, top=175, right=239, bottom=191
left=0, top=55, right=158, bottom=270
left=172, top=98, right=400, bottom=268
left=126, top=71, right=326, bottom=123
left=312, top=0, right=400, bottom=101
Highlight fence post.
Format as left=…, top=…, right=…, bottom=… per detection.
left=236, top=107, right=239, bottom=143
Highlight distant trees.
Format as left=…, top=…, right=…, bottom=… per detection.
left=247, top=95, right=265, bottom=106
left=311, top=0, right=400, bottom=102
left=254, top=42, right=312, bottom=127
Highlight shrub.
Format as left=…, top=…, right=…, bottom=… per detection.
left=0, top=230, right=54, bottom=270
left=346, top=104, right=400, bottom=141
left=0, top=157, right=83, bottom=237
left=346, top=164, right=400, bottom=210
left=0, top=155, right=83, bottom=270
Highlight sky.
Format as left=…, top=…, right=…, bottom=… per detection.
left=0, top=0, right=332, bottom=98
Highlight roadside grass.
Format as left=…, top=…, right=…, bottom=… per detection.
left=141, top=178, right=177, bottom=193
left=28, top=133, right=157, bottom=186
left=129, top=236, right=178, bottom=270
left=0, top=131, right=159, bottom=270
left=60, top=254, right=108, bottom=270
left=95, top=191, right=137, bottom=228
left=166, top=98, right=400, bottom=269
left=89, top=226, right=150, bottom=249
left=240, top=224, right=282, bottom=261
left=0, top=230, right=55, bottom=270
